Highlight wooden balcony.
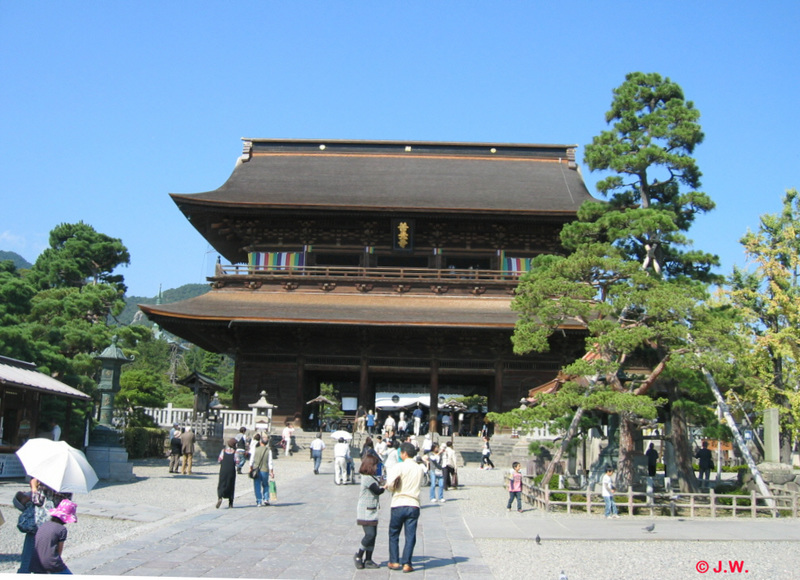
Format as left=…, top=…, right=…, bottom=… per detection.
left=209, top=265, right=524, bottom=296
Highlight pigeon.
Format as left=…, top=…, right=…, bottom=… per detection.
left=559, top=572, right=568, bottom=580
left=643, top=523, right=655, bottom=533
left=535, top=534, right=541, bottom=545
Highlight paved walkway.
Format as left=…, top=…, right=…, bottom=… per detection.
left=5, top=457, right=800, bottom=578
left=67, top=464, right=494, bottom=579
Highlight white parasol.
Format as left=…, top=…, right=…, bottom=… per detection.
left=329, top=430, right=352, bottom=441
left=16, top=438, right=99, bottom=494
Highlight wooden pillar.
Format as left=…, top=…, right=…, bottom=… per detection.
left=429, top=359, right=439, bottom=434
left=296, top=356, right=305, bottom=425
left=492, top=360, right=504, bottom=412
left=232, top=359, right=242, bottom=409
left=359, top=357, right=370, bottom=409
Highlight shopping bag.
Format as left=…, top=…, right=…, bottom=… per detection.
left=269, top=480, right=277, bottom=502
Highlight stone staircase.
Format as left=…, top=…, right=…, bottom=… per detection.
left=226, top=429, right=528, bottom=469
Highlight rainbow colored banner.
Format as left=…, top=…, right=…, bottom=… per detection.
left=503, top=257, right=532, bottom=273
left=248, top=252, right=305, bottom=269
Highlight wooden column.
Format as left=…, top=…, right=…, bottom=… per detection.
left=492, top=360, right=504, bottom=412
left=429, top=359, right=439, bottom=434
left=359, top=357, right=370, bottom=409
left=296, top=355, right=305, bottom=425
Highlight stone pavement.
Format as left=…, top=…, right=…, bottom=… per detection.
left=67, top=463, right=494, bottom=579
left=7, top=457, right=800, bottom=579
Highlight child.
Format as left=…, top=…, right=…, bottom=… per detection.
left=29, top=499, right=77, bottom=574
left=602, top=465, right=620, bottom=519
left=507, top=461, right=524, bottom=512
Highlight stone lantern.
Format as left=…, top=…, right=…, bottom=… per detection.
left=248, top=390, right=275, bottom=435
left=94, top=335, right=134, bottom=428
left=86, top=336, right=134, bottom=481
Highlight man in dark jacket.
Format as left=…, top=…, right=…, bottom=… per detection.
left=169, top=430, right=183, bottom=473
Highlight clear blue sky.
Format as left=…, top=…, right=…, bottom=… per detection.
left=2, top=2, right=798, bottom=297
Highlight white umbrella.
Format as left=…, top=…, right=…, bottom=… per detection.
left=329, top=430, right=352, bottom=441
left=16, top=438, right=99, bottom=494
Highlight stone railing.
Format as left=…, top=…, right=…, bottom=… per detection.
left=141, top=404, right=272, bottom=434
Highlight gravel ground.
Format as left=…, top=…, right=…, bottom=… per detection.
left=1, top=460, right=798, bottom=579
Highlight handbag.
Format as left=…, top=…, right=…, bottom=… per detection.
left=249, top=468, right=258, bottom=479
left=269, top=480, right=277, bottom=502
left=17, top=503, right=37, bottom=534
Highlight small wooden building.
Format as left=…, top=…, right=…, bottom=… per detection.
left=141, top=139, right=594, bottom=429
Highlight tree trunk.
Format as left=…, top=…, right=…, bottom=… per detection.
left=616, top=414, right=637, bottom=487
left=541, top=407, right=584, bottom=487
left=670, top=403, right=699, bottom=493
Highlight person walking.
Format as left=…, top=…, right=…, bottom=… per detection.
left=250, top=436, right=275, bottom=506
left=310, top=433, right=326, bottom=474
left=602, top=465, right=620, bottom=519
left=17, top=479, right=72, bottom=574
left=180, top=426, right=196, bottom=475
left=385, top=442, right=424, bottom=573
left=29, top=499, right=78, bottom=574
left=480, top=436, right=495, bottom=469
left=645, top=442, right=659, bottom=477
left=168, top=429, right=183, bottom=473
left=217, top=438, right=238, bottom=509
left=234, top=427, right=249, bottom=474
left=282, top=422, right=294, bottom=456
left=412, top=405, right=423, bottom=436
left=353, top=453, right=385, bottom=570
left=425, top=443, right=445, bottom=503
left=507, top=461, right=524, bottom=512
left=334, top=437, right=350, bottom=485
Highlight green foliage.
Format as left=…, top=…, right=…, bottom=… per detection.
left=29, top=222, right=130, bottom=293
left=456, top=395, right=487, bottom=412
left=320, top=383, right=344, bottom=421
left=511, top=73, right=725, bottom=488
left=578, top=72, right=719, bottom=282
left=123, top=426, right=166, bottom=458
left=118, top=370, right=168, bottom=409
left=726, top=189, right=800, bottom=440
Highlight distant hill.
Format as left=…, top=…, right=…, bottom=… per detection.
left=116, top=283, right=210, bottom=326
left=0, top=251, right=33, bottom=270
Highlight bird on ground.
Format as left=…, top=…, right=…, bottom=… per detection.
left=559, top=571, right=568, bottom=580
left=643, top=523, right=655, bottom=533
left=535, top=534, right=541, bottom=545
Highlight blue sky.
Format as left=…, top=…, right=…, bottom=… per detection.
left=2, top=2, right=798, bottom=297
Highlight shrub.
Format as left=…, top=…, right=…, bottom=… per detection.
left=124, top=426, right=166, bottom=459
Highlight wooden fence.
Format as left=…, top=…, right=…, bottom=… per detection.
left=520, top=476, right=799, bottom=519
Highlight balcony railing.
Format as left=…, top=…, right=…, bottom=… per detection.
left=215, top=264, right=525, bottom=282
